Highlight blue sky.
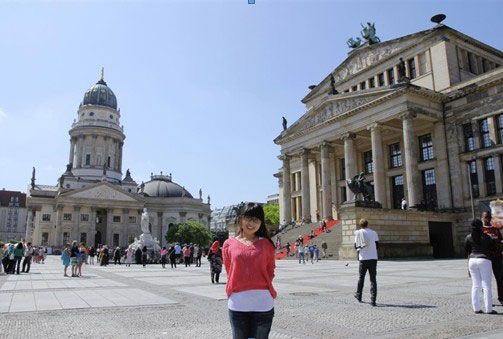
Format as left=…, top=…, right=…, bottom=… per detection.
left=0, top=0, right=501, bottom=208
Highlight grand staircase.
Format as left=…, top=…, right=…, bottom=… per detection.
left=273, top=219, right=341, bottom=260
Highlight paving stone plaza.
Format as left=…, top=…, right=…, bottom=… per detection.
left=1, top=257, right=502, bottom=338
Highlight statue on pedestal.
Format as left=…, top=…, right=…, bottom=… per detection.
left=141, top=208, right=150, bottom=234
left=282, top=117, right=287, bottom=131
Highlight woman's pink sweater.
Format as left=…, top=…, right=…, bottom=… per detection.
left=222, top=237, right=276, bottom=298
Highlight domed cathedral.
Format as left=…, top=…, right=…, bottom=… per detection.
left=26, top=70, right=211, bottom=249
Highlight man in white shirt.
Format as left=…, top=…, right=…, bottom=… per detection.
left=354, top=218, right=379, bottom=306
left=401, top=197, right=407, bottom=210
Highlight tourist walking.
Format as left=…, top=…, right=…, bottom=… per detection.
left=308, top=244, right=315, bottom=264
left=298, top=243, right=305, bottom=264
left=4, top=243, right=15, bottom=274
left=113, top=247, right=122, bottom=265
left=141, top=246, right=148, bottom=267
left=77, top=243, right=86, bottom=276
left=125, top=247, right=134, bottom=267
left=481, top=211, right=503, bottom=305
left=183, top=244, right=191, bottom=267
left=208, top=240, right=222, bottom=283
left=13, top=242, right=24, bottom=275
left=321, top=241, right=328, bottom=258
left=99, top=246, right=109, bottom=266
left=285, top=242, right=290, bottom=256
left=61, top=243, right=71, bottom=277
left=160, top=247, right=168, bottom=268
left=354, top=218, right=379, bottom=306
left=88, top=246, right=95, bottom=265
left=70, top=241, right=79, bottom=276
left=0, top=242, right=4, bottom=274
left=22, top=242, right=33, bottom=273
left=465, top=219, right=497, bottom=314
left=194, top=244, right=202, bottom=267
left=135, top=247, right=142, bottom=264
left=169, top=245, right=177, bottom=268
left=174, top=243, right=182, bottom=264
left=223, top=202, right=276, bottom=339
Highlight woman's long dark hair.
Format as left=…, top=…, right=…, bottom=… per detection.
left=471, top=219, right=483, bottom=244
left=235, top=202, right=274, bottom=247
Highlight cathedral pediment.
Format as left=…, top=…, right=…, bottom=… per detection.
left=60, top=182, right=142, bottom=202
left=302, top=27, right=440, bottom=104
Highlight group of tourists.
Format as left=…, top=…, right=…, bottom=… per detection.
left=465, top=211, right=503, bottom=314
left=0, top=241, right=41, bottom=275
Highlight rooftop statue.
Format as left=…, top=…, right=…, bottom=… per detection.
left=347, top=37, right=362, bottom=49
left=282, top=117, right=287, bottom=131
left=330, top=74, right=338, bottom=95
left=360, top=22, right=380, bottom=45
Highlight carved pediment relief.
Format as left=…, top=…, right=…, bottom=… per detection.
left=286, top=93, right=385, bottom=137
left=63, top=184, right=139, bottom=202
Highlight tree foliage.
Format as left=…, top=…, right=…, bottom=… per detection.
left=263, top=203, right=280, bottom=226
left=165, top=221, right=212, bottom=246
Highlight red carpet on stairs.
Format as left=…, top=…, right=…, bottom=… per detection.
left=275, top=219, right=340, bottom=260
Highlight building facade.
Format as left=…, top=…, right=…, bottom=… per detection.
left=26, top=74, right=211, bottom=248
left=0, top=190, right=27, bottom=242
left=274, top=22, right=503, bottom=258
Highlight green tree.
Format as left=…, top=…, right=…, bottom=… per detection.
left=165, top=221, right=212, bottom=246
left=263, top=203, right=280, bottom=226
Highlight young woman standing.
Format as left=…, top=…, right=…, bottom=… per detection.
left=223, top=202, right=276, bottom=339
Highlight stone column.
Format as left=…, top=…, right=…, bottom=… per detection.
left=76, top=136, right=84, bottom=167
left=433, top=121, right=452, bottom=208
left=488, top=116, right=498, bottom=146
left=320, top=142, right=332, bottom=220
left=157, top=211, right=163, bottom=244
left=122, top=209, right=130, bottom=246
left=69, top=138, right=75, bottom=165
left=494, top=154, right=503, bottom=194
left=118, top=143, right=124, bottom=173
left=343, top=133, right=357, bottom=201
left=104, top=137, right=110, bottom=168
left=25, top=209, right=34, bottom=242
left=281, top=155, right=292, bottom=223
left=72, top=207, right=80, bottom=243
left=107, top=208, right=113, bottom=246
left=54, top=206, right=64, bottom=247
left=402, top=112, right=422, bottom=207
left=301, top=149, right=311, bottom=222
left=92, top=135, right=98, bottom=167
left=369, top=124, right=387, bottom=207
left=89, top=208, right=96, bottom=247
left=476, top=159, right=486, bottom=197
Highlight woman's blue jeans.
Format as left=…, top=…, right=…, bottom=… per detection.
left=229, top=308, right=274, bottom=339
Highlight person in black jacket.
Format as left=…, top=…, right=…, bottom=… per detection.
left=465, top=219, right=497, bottom=314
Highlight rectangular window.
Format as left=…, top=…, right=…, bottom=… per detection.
left=479, top=118, right=492, bottom=148
left=485, top=157, right=496, bottom=196
left=468, top=52, right=477, bottom=74
left=422, top=169, right=437, bottom=210
left=63, top=213, right=72, bottom=221
left=113, top=216, right=121, bottom=223
left=63, top=232, right=70, bottom=244
left=85, top=154, right=91, bottom=166
left=497, top=115, right=503, bottom=144
left=113, top=233, right=120, bottom=247
left=389, top=143, right=402, bottom=168
left=463, top=123, right=476, bottom=151
left=128, top=216, right=137, bottom=223
left=377, top=73, right=385, bottom=86
left=387, top=68, right=395, bottom=85
left=418, top=52, right=428, bottom=75
left=368, top=77, right=375, bottom=88
left=80, top=233, right=87, bottom=244
left=42, top=214, right=51, bottom=222
left=80, top=214, right=89, bottom=222
left=340, top=187, right=347, bottom=203
left=468, top=160, right=479, bottom=198
left=107, top=156, right=111, bottom=168
left=360, top=81, right=366, bottom=90
left=408, top=58, right=416, bottom=79
left=351, top=85, right=357, bottom=92
left=339, top=158, right=346, bottom=180
left=41, top=232, right=49, bottom=246
left=419, top=134, right=434, bottom=161
left=391, top=175, right=404, bottom=209
left=363, top=150, right=373, bottom=174
left=344, top=89, right=349, bottom=93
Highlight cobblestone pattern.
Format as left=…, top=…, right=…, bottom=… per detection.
left=1, top=258, right=503, bottom=338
